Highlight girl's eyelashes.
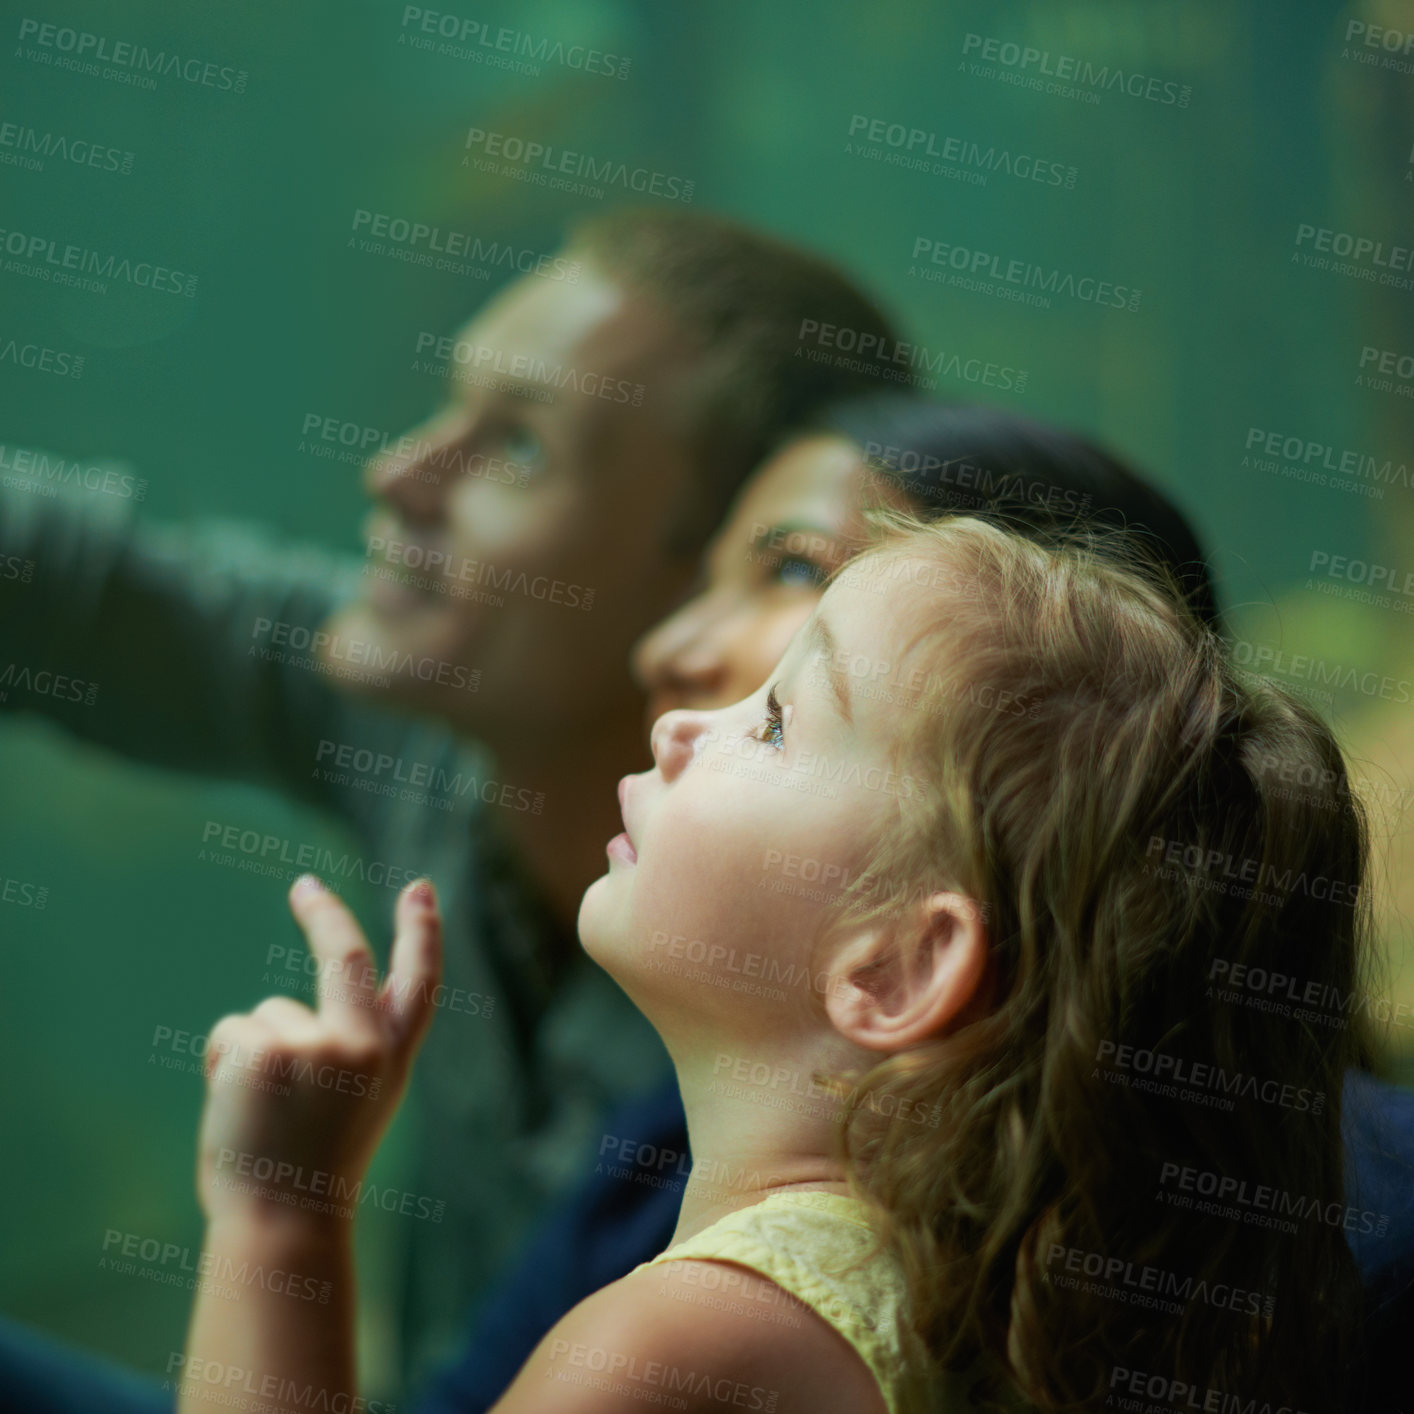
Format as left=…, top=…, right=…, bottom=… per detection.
left=751, top=683, right=786, bottom=751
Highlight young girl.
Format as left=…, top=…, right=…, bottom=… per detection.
left=175, top=510, right=1370, bottom=1413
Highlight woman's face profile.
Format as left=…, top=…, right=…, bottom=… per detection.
left=632, top=434, right=877, bottom=725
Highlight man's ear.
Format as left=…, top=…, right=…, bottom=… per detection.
left=823, top=892, right=988, bottom=1052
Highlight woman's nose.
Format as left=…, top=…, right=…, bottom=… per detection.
left=633, top=598, right=729, bottom=713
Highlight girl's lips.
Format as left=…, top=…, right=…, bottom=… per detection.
left=611, top=777, right=638, bottom=863
left=607, top=831, right=637, bottom=864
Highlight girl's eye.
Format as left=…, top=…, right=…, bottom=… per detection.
left=768, top=554, right=828, bottom=589
left=751, top=684, right=786, bottom=751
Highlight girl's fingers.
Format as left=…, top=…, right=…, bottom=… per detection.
left=380, top=878, right=443, bottom=1053
left=204, top=1013, right=271, bottom=1081
left=288, top=875, right=381, bottom=1035
left=250, top=994, right=321, bottom=1041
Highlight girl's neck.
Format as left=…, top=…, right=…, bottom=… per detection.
left=668, top=1046, right=856, bottom=1247
left=672, top=1166, right=854, bottom=1248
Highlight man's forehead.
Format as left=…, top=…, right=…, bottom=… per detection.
left=452, top=268, right=679, bottom=377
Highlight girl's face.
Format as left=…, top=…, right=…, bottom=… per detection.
left=632, top=434, right=878, bottom=727
left=579, top=555, right=931, bottom=1052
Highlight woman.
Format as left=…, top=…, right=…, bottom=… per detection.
left=634, top=396, right=1216, bottom=722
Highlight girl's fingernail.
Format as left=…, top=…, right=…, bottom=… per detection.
left=293, top=874, right=324, bottom=898
left=409, top=878, right=436, bottom=907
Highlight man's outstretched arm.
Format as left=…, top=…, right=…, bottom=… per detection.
left=0, top=475, right=408, bottom=816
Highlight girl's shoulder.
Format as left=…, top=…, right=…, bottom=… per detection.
left=491, top=1235, right=888, bottom=1413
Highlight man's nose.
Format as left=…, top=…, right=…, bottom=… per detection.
left=364, top=410, right=465, bottom=520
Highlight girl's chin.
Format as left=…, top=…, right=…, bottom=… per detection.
left=575, top=875, right=618, bottom=948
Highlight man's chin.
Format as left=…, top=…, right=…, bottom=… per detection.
left=317, top=597, right=475, bottom=709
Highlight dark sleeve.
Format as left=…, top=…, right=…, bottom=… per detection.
left=411, top=1081, right=688, bottom=1414
left=0, top=476, right=409, bottom=822
left=1342, top=1069, right=1414, bottom=1409
left=1343, top=1069, right=1414, bottom=1311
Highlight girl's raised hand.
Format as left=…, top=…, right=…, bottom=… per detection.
left=194, top=874, right=443, bottom=1228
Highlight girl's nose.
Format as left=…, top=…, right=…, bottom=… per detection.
left=649, top=707, right=714, bottom=780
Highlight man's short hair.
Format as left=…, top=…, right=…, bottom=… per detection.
left=566, top=208, right=902, bottom=552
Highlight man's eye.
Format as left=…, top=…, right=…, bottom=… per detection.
left=503, top=425, right=545, bottom=471
left=750, top=684, right=785, bottom=751
left=772, top=555, right=828, bottom=589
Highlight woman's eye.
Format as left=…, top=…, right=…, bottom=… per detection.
left=771, top=555, right=828, bottom=589
left=751, top=684, right=786, bottom=751
left=502, top=424, right=545, bottom=472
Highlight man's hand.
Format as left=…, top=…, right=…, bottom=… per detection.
left=195, top=875, right=442, bottom=1228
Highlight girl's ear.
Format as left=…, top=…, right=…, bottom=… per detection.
left=823, top=892, right=989, bottom=1052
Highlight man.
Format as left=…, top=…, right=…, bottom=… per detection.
left=0, top=207, right=901, bottom=1397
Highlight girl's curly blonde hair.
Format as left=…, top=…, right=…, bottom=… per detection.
left=818, top=510, right=1372, bottom=1414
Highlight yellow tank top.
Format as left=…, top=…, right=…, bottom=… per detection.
left=629, top=1189, right=969, bottom=1414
